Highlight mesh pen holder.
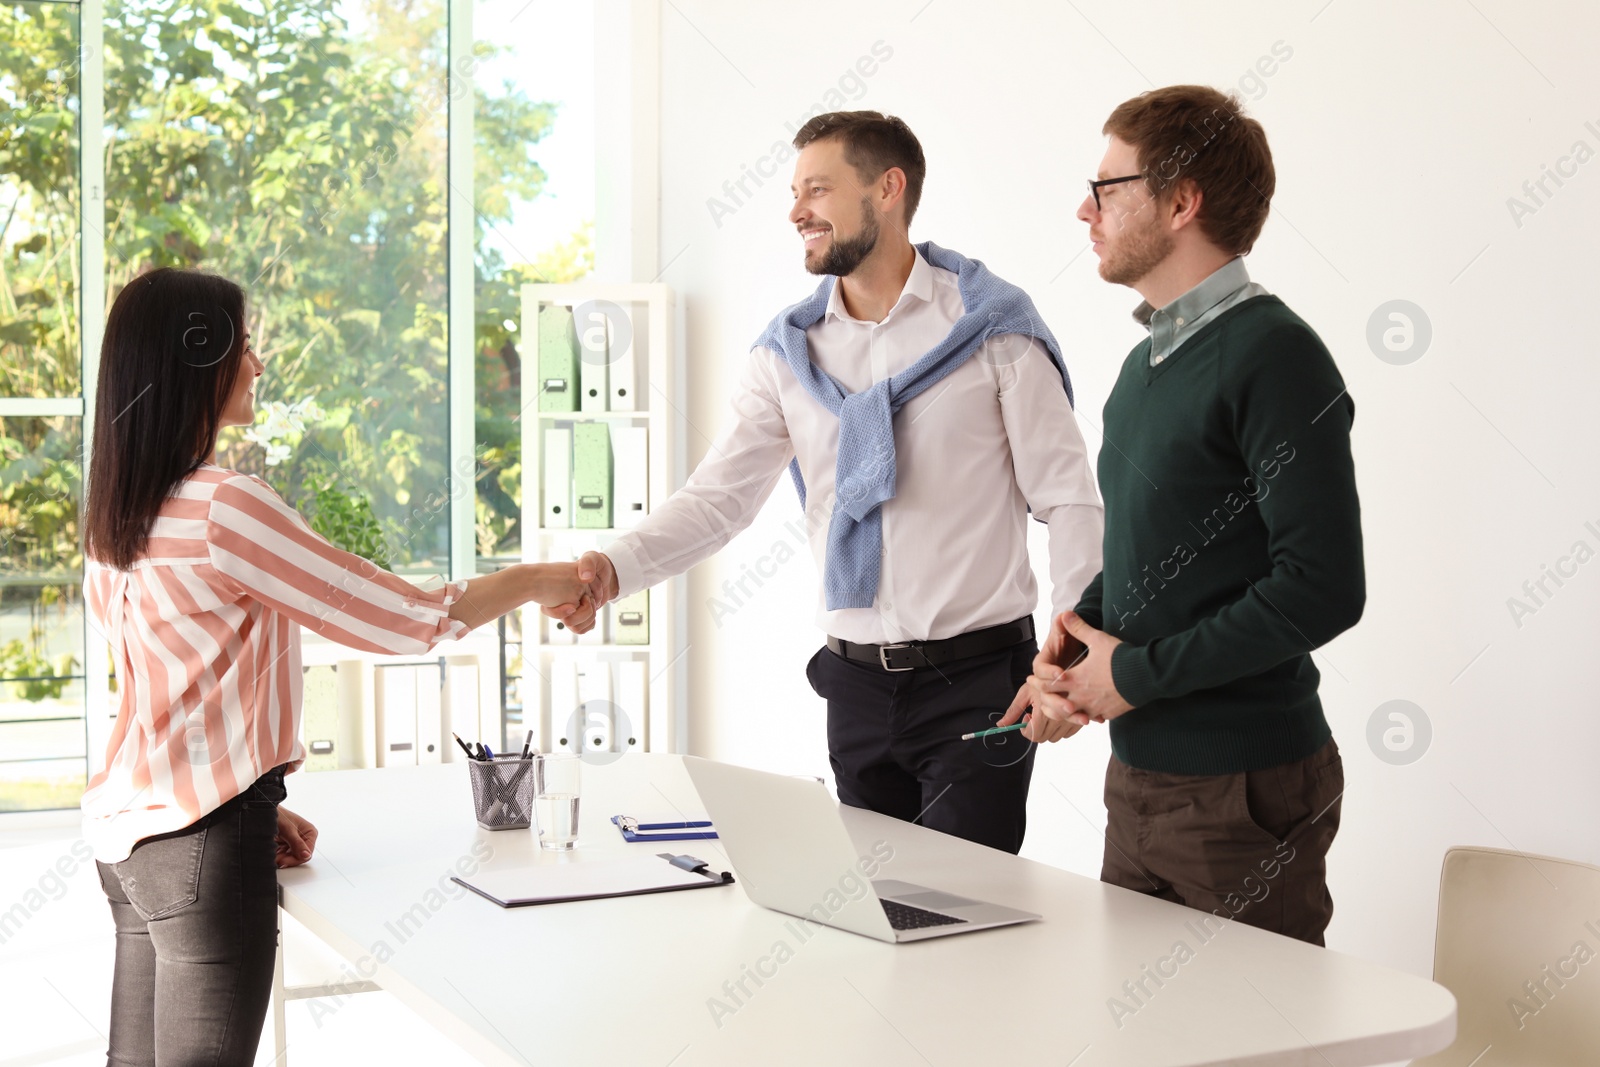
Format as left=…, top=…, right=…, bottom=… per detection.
left=467, top=756, right=539, bottom=830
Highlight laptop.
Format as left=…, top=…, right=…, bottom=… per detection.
left=683, top=757, right=1041, bottom=943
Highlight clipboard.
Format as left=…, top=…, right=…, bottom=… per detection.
left=611, top=814, right=719, bottom=842
left=451, top=853, right=734, bottom=908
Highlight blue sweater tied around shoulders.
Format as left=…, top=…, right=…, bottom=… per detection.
left=751, top=241, right=1073, bottom=610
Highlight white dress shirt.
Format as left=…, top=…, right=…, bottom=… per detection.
left=606, top=248, right=1104, bottom=644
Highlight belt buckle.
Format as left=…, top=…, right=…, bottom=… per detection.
left=878, top=643, right=918, bottom=672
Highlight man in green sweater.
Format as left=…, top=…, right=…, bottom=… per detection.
left=1000, top=85, right=1363, bottom=946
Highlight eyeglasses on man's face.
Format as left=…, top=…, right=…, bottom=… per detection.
left=1087, top=174, right=1144, bottom=212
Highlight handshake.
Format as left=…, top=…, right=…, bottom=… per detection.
left=526, top=551, right=619, bottom=635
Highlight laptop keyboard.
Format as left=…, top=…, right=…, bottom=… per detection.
left=881, top=898, right=969, bottom=930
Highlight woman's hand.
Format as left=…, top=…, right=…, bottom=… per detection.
left=275, top=806, right=318, bottom=868
left=451, top=564, right=585, bottom=631
left=526, top=562, right=589, bottom=612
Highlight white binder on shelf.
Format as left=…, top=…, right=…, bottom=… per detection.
left=375, top=664, right=417, bottom=768
left=544, top=612, right=576, bottom=646
left=542, top=427, right=572, bottom=529
left=611, top=425, right=648, bottom=529
left=443, top=659, right=479, bottom=763
left=617, top=659, right=647, bottom=751
left=609, top=316, right=638, bottom=411
left=582, top=698, right=614, bottom=756
left=548, top=658, right=579, bottom=750
left=416, top=664, right=444, bottom=765
left=576, top=660, right=614, bottom=755
left=578, top=311, right=609, bottom=413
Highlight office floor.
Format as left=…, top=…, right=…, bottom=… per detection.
left=0, top=818, right=469, bottom=1067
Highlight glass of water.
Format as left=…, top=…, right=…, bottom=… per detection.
left=535, top=754, right=581, bottom=851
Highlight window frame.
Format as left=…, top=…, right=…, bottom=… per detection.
left=3, top=0, right=659, bottom=798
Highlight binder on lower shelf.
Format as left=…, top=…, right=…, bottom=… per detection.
left=451, top=853, right=733, bottom=908
left=610, top=590, right=649, bottom=645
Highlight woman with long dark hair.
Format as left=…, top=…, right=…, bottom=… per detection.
left=81, top=267, right=585, bottom=1065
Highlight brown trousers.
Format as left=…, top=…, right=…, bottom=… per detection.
left=1101, top=738, right=1344, bottom=946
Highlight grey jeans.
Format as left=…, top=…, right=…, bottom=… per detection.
left=96, top=766, right=287, bottom=1066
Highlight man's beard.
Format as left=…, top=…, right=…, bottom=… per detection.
left=807, top=199, right=880, bottom=277
left=1099, top=208, right=1174, bottom=287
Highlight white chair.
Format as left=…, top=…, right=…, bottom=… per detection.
left=1413, top=845, right=1600, bottom=1066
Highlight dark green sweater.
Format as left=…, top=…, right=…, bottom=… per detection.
left=1076, top=295, right=1364, bottom=774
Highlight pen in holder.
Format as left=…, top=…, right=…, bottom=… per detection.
left=468, top=754, right=539, bottom=831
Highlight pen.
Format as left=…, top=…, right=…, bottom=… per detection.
left=482, top=743, right=496, bottom=761
left=960, top=646, right=1093, bottom=741
left=520, top=730, right=533, bottom=760
left=962, top=722, right=1028, bottom=741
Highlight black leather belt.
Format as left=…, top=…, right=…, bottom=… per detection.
left=827, top=616, right=1035, bottom=673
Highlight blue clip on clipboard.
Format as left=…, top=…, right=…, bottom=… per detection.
left=611, top=815, right=719, bottom=842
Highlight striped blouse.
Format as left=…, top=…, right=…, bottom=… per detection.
left=82, top=463, right=470, bottom=863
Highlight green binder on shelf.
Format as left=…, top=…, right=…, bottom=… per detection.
left=537, top=305, right=580, bottom=413
left=301, top=664, right=340, bottom=772
left=573, top=421, right=613, bottom=528
left=612, top=590, right=649, bottom=646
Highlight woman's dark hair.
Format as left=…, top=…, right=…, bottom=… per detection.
left=84, top=267, right=247, bottom=568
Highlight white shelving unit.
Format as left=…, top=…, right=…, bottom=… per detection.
left=297, top=628, right=502, bottom=770
left=519, top=282, right=688, bottom=759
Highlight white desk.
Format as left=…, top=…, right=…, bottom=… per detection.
left=274, top=757, right=1454, bottom=1066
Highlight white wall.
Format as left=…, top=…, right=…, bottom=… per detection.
left=649, top=0, right=1600, bottom=981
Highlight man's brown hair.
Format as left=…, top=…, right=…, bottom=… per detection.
left=1103, top=85, right=1275, bottom=255
left=793, top=110, right=927, bottom=227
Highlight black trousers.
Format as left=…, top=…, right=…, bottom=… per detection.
left=96, top=766, right=287, bottom=1067
left=806, top=638, right=1039, bottom=854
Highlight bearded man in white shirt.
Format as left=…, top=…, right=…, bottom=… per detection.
left=556, top=111, right=1102, bottom=853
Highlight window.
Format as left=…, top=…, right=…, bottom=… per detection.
left=472, top=0, right=595, bottom=741
left=1, top=1, right=86, bottom=810
left=0, top=0, right=607, bottom=807
left=102, top=0, right=453, bottom=577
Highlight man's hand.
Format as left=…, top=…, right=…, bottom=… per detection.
left=1029, top=611, right=1134, bottom=726
left=544, top=551, right=619, bottom=635
left=1018, top=704, right=1085, bottom=743
left=525, top=562, right=587, bottom=613
left=275, top=806, right=318, bottom=868
left=1035, top=609, right=1088, bottom=679
left=994, top=611, right=1091, bottom=743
